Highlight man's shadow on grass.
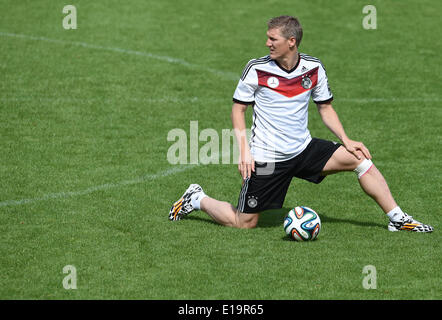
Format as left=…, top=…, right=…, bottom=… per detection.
left=258, top=207, right=385, bottom=229
left=187, top=207, right=385, bottom=229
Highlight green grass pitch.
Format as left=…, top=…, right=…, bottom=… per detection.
left=0, top=0, right=440, bottom=300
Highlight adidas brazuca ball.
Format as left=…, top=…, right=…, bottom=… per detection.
left=284, top=206, right=321, bottom=241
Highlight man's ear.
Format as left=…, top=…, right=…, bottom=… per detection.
left=288, top=36, right=297, bottom=49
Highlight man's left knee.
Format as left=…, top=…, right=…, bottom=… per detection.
left=238, top=213, right=259, bottom=229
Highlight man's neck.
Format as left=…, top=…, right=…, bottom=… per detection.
left=276, top=51, right=299, bottom=71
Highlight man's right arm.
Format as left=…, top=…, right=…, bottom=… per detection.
left=231, top=103, right=254, bottom=179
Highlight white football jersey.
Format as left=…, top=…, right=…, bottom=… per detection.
left=233, top=53, right=333, bottom=162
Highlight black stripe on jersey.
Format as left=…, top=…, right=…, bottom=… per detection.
left=300, top=53, right=318, bottom=59
left=313, top=96, right=334, bottom=105
left=240, top=56, right=271, bottom=80
left=300, top=53, right=321, bottom=62
left=300, top=53, right=327, bottom=72
left=241, top=55, right=270, bottom=71
left=233, top=98, right=255, bottom=105
left=250, top=108, right=257, bottom=145
left=240, top=56, right=271, bottom=81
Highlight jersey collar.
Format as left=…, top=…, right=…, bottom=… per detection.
left=273, top=53, right=300, bottom=74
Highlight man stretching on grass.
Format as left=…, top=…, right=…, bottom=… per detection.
left=169, top=15, right=433, bottom=232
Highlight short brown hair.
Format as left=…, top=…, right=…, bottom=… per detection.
left=267, top=15, right=303, bottom=47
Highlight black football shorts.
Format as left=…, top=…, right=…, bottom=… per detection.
left=237, top=138, right=341, bottom=213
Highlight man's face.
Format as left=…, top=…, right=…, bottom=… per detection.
left=266, top=28, right=296, bottom=60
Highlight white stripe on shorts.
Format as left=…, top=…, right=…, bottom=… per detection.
left=238, top=177, right=250, bottom=212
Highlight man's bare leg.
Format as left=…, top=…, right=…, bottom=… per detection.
left=321, top=146, right=433, bottom=232
left=200, top=197, right=260, bottom=229
left=322, top=146, right=397, bottom=213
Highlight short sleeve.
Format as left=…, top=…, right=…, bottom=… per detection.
left=311, top=63, right=333, bottom=104
left=232, top=62, right=258, bottom=105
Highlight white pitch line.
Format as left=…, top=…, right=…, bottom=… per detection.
left=0, top=31, right=239, bottom=81
left=0, top=96, right=228, bottom=104
left=1, top=32, right=440, bottom=104
left=0, top=165, right=198, bottom=207
left=1, top=96, right=440, bottom=104
left=1, top=31, right=440, bottom=208
left=0, top=31, right=235, bottom=208
left=339, top=97, right=442, bottom=103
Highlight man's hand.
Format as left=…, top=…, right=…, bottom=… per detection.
left=342, top=138, right=372, bottom=160
left=238, top=148, right=255, bottom=179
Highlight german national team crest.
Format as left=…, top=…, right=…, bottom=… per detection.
left=301, top=76, right=312, bottom=89
left=247, top=196, right=258, bottom=208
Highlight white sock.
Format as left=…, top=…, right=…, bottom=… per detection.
left=387, top=206, right=405, bottom=222
left=191, top=191, right=207, bottom=210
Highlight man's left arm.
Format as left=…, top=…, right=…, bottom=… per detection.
left=316, top=102, right=371, bottom=160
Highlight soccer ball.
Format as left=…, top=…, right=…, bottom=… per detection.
left=284, top=206, right=321, bottom=241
